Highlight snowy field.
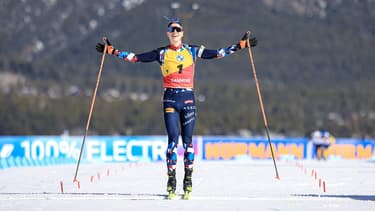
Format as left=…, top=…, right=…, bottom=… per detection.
left=0, top=160, right=374, bottom=211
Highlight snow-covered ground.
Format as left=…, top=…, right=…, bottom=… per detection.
left=0, top=160, right=374, bottom=211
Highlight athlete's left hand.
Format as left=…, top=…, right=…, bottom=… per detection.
left=238, top=32, right=257, bottom=48
left=96, top=37, right=117, bottom=54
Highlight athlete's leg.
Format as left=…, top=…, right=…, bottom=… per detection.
left=180, top=93, right=196, bottom=169
left=164, top=98, right=180, bottom=194
left=180, top=92, right=196, bottom=193
left=163, top=91, right=180, bottom=172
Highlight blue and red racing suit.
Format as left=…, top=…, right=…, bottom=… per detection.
left=113, top=43, right=241, bottom=171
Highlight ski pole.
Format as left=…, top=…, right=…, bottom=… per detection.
left=245, top=31, right=280, bottom=179
left=73, top=37, right=108, bottom=182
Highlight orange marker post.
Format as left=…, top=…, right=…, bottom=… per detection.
left=60, top=181, right=64, bottom=193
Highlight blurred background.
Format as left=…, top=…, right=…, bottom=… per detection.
left=0, top=0, right=374, bottom=138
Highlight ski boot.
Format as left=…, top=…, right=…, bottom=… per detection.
left=167, top=169, right=176, bottom=199
left=183, top=168, right=193, bottom=200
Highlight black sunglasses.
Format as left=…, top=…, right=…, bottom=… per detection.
left=168, top=26, right=183, bottom=32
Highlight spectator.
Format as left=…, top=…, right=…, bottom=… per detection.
left=310, top=130, right=335, bottom=160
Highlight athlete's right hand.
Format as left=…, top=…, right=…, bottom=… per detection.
left=96, top=37, right=116, bottom=54
left=238, top=32, right=257, bottom=49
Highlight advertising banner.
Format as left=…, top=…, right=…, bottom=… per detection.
left=202, top=136, right=306, bottom=160
left=0, top=136, right=199, bottom=168
left=201, top=137, right=375, bottom=160
left=1, top=136, right=375, bottom=169
left=326, top=138, right=375, bottom=159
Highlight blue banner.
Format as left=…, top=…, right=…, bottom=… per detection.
left=0, top=136, right=158, bottom=168
left=0, top=136, right=202, bottom=169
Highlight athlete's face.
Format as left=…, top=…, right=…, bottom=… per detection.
left=167, top=23, right=184, bottom=45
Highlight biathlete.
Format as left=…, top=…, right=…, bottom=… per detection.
left=96, top=17, right=257, bottom=199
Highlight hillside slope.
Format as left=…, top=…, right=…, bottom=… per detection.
left=0, top=0, right=374, bottom=136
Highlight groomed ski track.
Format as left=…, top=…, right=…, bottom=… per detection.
left=0, top=160, right=374, bottom=210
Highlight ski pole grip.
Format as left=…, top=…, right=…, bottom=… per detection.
left=103, top=36, right=111, bottom=46
left=246, top=31, right=251, bottom=48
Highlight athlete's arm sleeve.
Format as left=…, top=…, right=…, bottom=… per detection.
left=135, top=50, right=160, bottom=63
left=199, top=44, right=240, bottom=59
left=114, top=49, right=160, bottom=63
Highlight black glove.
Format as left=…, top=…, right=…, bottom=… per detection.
left=238, top=32, right=257, bottom=49
left=95, top=37, right=116, bottom=54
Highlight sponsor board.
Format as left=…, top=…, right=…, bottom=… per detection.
left=325, top=138, right=375, bottom=159
left=1, top=136, right=375, bottom=169
left=0, top=136, right=199, bottom=167
left=202, top=137, right=306, bottom=160
left=202, top=137, right=375, bottom=160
